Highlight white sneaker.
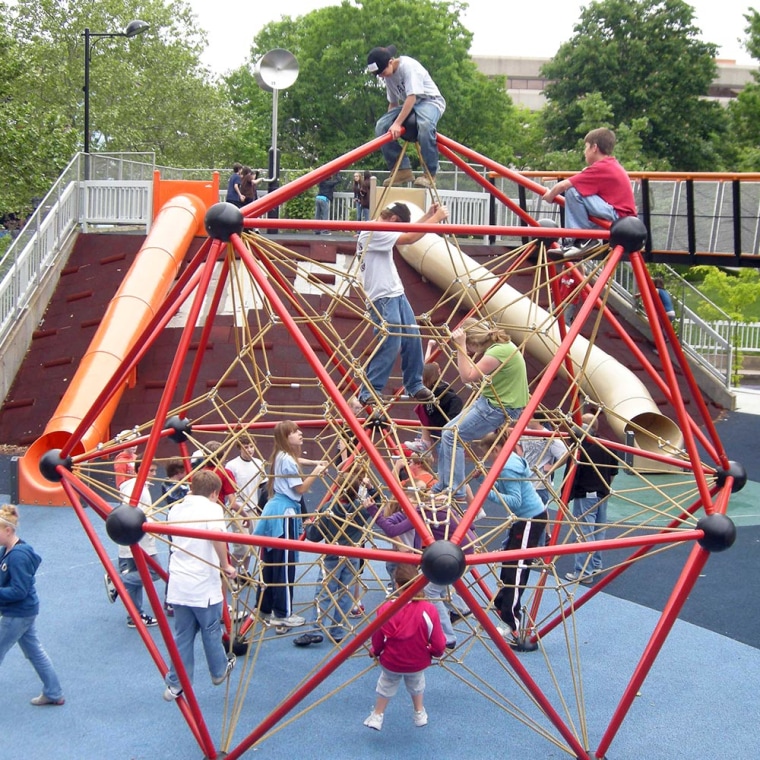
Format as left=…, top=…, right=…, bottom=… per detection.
left=104, top=573, right=118, bottom=603
left=163, top=684, right=183, bottom=702
left=564, top=570, right=598, bottom=585
left=413, top=708, right=428, bottom=727
left=273, top=614, right=305, bottom=628
left=363, top=711, right=384, bottom=730
left=211, top=654, right=236, bottom=685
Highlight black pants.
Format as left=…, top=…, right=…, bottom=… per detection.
left=495, top=511, right=547, bottom=633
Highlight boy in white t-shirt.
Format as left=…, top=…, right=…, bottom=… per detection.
left=350, top=201, right=448, bottom=414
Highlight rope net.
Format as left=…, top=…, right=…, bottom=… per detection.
left=61, top=191, right=732, bottom=760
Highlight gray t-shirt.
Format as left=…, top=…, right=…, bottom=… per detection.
left=357, top=230, right=405, bottom=302
left=384, top=56, right=446, bottom=115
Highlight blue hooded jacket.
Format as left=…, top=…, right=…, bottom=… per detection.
left=0, top=540, right=41, bottom=617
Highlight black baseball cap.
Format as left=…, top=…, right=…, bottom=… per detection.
left=367, top=45, right=397, bottom=75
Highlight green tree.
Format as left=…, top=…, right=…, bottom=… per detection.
left=0, top=8, right=78, bottom=217
left=727, top=10, right=760, bottom=171
left=227, top=0, right=524, bottom=172
left=689, top=266, right=760, bottom=321
left=1, top=0, right=242, bottom=217
left=539, top=0, right=729, bottom=171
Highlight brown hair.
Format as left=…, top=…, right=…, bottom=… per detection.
left=380, top=202, right=411, bottom=223
left=165, top=458, right=186, bottom=479
left=584, top=128, right=616, bottom=156
left=394, top=563, right=427, bottom=599
left=422, top=361, right=441, bottom=389
left=190, top=469, right=222, bottom=497
left=267, top=421, right=302, bottom=497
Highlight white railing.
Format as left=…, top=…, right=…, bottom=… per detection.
left=0, top=159, right=82, bottom=345
left=80, top=180, right=153, bottom=231
left=5, top=152, right=760, bottom=394
left=707, top=319, right=760, bottom=353
left=607, top=261, right=734, bottom=385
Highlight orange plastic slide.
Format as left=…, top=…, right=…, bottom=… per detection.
left=18, top=193, right=207, bottom=505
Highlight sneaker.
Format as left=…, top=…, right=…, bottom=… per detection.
left=449, top=608, right=472, bottom=623
left=550, top=238, right=603, bottom=261
left=412, top=387, right=435, bottom=402
left=382, top=169, right=415, bottom=187
left=104, top=573, right=118, bottom=603
left=293, top=632, right=324, bottom=647
left=211, top=654, right=236, bottom=685
left=273, top=614, right=305, bottom=628
left=564, top=570, right=597, bottom=585
left=30, top=694, right=65, bottom=706
left=163, top=684, right=183, bottom=702
left=498, top=626, right=539, bottom=652
left=348, top=605, right=365, bottom=618
left=127, top=614, right=158, bottom=628
left=363, top=711, right=384, bottom=730
left=413, top=708, right=429, bottom=727
left=348, top=396, right=366, bottom=415
left=413, top=175, right=435, bottom=189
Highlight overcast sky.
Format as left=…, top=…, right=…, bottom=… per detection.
left=187, top=0, right=757, bottom=74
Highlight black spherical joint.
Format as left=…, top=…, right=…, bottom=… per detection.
left=420, top=540, right=466, bottom=586
left=39, top=449, right=73, bottom=482
left=609, top=216, right=648, bottom=255
left=696, top=513, right=736, bottom=553
left=106, top=505, right=147, bottom=546
left=715, top=460, right=747, bottom=493
left=166, top=415, right=192, bottom=444
left=401, top=111, right=418, bottom=143
left=204, top=202, right=244, bottom=241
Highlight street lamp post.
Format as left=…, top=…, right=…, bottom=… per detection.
left=83, top=19, right=149, bottom=177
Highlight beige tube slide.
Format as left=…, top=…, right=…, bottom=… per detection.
left=398, top=204, right=683, bottom=455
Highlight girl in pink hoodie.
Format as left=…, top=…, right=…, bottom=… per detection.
left=364, top=563, right=446, bottom=731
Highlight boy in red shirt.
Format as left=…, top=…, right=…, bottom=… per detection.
left=543, top=128, right=637, bottom=260
left=364, top=563, right=446, bottom=731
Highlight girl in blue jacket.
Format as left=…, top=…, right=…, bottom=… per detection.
left=477, top=429, right=548, bottom=648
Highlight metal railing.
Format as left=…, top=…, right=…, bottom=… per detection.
left=0, top=156, right=82, bottom=345
left=4, top=153, right=760, bottom=390
left=607, top=262, right=734, bottom=385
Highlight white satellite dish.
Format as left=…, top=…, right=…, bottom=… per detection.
left=253, top=48, right=299, bottom=92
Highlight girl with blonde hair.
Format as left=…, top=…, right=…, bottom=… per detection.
left=433, top=318, right=529, bottom=502
left=0, top=504, right=65, bottom=706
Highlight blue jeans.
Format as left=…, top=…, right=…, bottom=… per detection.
left=357, top=205, right=370, bottom=222
left=165, top=601, right=228, bottom=689
left=572, top=495, right=608, bottom=574
left=306, top=555, right=359, bottom=640
left=564, top=186, right=619, bottom=230
left=434, top=396, right=523, bottom=500
left=119, top=555, right=160, bottom=617
left=359, top=294, right=426, bottom=402
left=0, top=614, right=64, bottom=700
left=424, top=583, right=456, bottom=646
left=375, top=100, right=443, bottom=176
left=315, top=196, right=329, bottom=221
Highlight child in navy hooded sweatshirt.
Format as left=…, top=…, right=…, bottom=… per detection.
left=0, top=503, right=65, bottom=705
